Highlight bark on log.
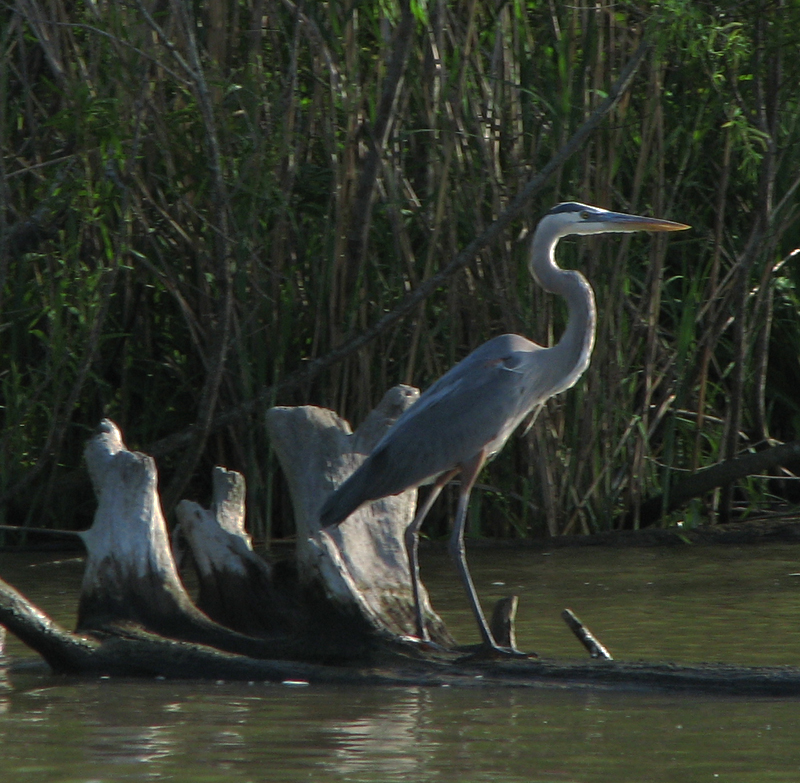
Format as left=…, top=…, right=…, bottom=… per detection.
left=0, top=573, right=406, bottom=682
left=266, top=385, right=454, bottom=646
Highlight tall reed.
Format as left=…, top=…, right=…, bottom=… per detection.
left=2, top=0, right=799, bottom=540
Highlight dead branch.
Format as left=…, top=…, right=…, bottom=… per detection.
left=637, top=440, right=800, bottom=526
left=561, top=609, right=613, bottom=660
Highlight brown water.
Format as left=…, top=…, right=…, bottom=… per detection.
left=2, top=543, right=800, bottom=782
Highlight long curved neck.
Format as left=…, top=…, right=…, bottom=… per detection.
left=529, top=221, right=597, bottom=395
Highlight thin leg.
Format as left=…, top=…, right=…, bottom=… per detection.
left=447, top=450, right=499, bottom=650
left=404, top=469, right=458, bottom=641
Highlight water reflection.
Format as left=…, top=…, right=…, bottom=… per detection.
left=300, top=683, right=800, bottom=783
left=320, top=687, right=437, bottom=779
left=0, top=667, right=798, bottom=782
left=89, top=723, right=176, bottom=765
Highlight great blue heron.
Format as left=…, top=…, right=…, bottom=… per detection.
left=321, top=202, right=689, bottom=654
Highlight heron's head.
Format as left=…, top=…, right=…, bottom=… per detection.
left=543, top=202, right=690, bottom=238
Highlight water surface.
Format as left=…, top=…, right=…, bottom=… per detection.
left=2, top=542, right=800, bottom=782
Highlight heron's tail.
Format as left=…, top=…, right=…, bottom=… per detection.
left=319, top=469, right=370, bottom=528
left=319, top=494, right=349, bottom=528
left=319, top=444, right=411, bottom=527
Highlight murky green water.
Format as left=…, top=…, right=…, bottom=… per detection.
left=2, top=542, right=800, bottom=782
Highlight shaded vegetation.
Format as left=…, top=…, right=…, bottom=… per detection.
left=1, top=0, right=799, bottom=540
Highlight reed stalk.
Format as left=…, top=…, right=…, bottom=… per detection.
left=2, top=0, right=799, bottom=539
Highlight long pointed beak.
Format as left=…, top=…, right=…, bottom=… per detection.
left=599, top=211, right=691, bottom=232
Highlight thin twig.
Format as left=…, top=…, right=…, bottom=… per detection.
left=561, top=609, right=613, bottom=660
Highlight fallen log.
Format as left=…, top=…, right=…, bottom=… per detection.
left=5, top=573, right=800, bottom=695
left=2, top=411, right=800, bottom=696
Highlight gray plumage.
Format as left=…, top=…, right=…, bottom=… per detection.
left=320, top=202, right=689, bottom=653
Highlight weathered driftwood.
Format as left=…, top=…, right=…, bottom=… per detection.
left=266, top=385, right=453, bottom=646
left=173, top=467, right=291, bottom=636
left=79, top=422, right=270, bottom=653
left=75, top=420, right=365, bottom=663
left=79, top=419, right=217, bottom=636
left=4, top=414, right=800, bottom=696
left=490, top=595, right=520, bottom=651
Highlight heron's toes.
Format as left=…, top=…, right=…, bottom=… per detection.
left=458, top=644, right=536, bottom=661
left=397, top=635, right=450, bottom=653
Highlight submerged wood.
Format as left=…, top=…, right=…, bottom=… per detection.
left=6, top=572, right=800, bottom=696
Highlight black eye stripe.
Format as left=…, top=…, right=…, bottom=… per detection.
left=546, top=201, right=599, bottom=218
left=547, top=201, right=585, bottom=215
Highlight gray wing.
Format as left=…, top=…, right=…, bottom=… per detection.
left=320, top=334, right=548, bottom=526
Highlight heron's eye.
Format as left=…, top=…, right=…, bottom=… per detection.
left=580, top=211, right=590, bottom=220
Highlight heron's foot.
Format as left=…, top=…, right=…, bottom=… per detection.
left=457, top=643, right=536, bottom=662
left=397, top=634, right=449, bottom=653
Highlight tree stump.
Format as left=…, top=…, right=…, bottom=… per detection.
left=266, top=385, right=453, bottom=646
left=78, top=420, right=293, bottom=660
left=4, top=414, right=800, bottom=694
left=174, top=467, right=291, bottom=636
left=79, top=419, right=210, bottom=635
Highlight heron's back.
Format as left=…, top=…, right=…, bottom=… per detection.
left=320, top=334, right=549, bottom=527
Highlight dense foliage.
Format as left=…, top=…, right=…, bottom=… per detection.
left=2, top=0, right=799, bottom=540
